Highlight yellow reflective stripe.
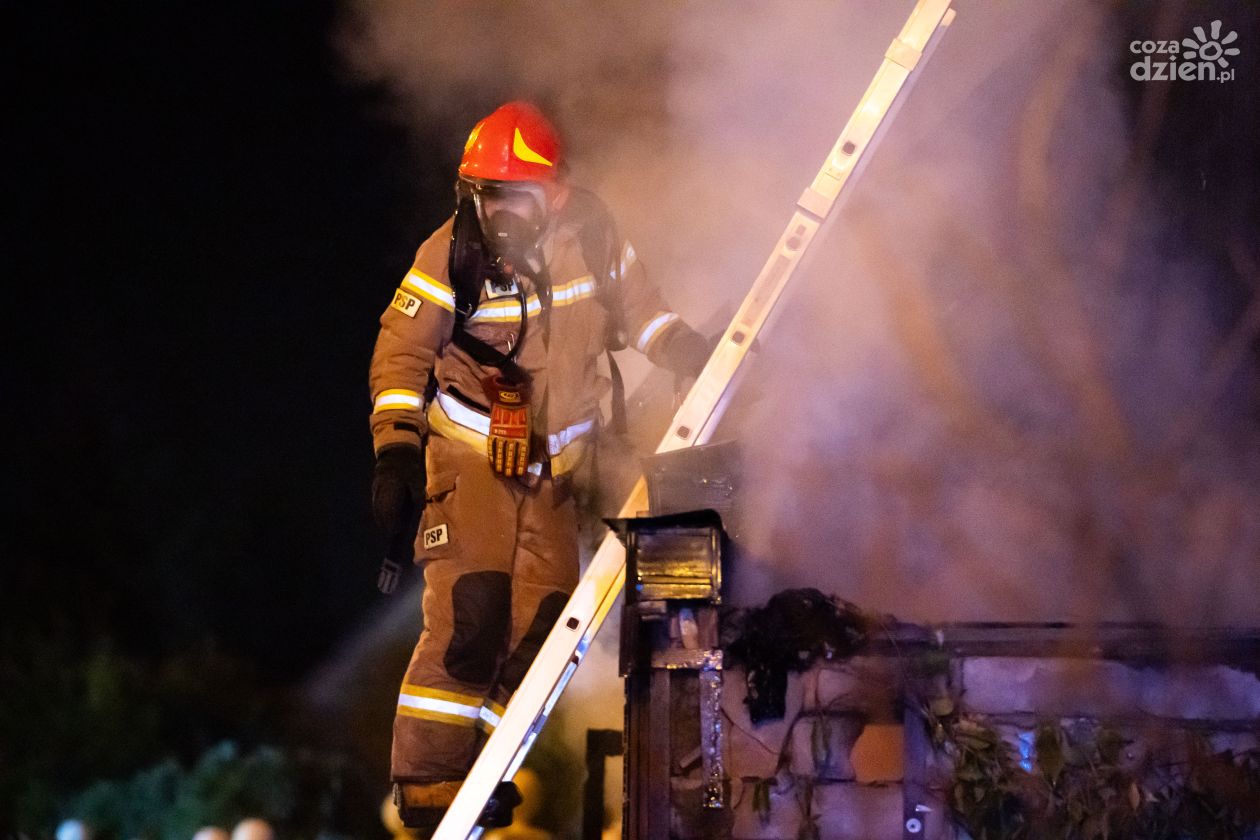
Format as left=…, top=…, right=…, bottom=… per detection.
left=397, top=706, right=481, bottom=728
left=397, top=684, right=486, bottom=729
left=469, top=301, right=525, bottom=323
left=550, top=275, right=588, bottom=294
left=513, top=128, right=554, bottom=167
left=468, top=310, right=520, bottom=324
left=435, top=392, right=491, bottom=435
left=550, top=437, right=590, bottom=476
left=485, top=699, right=506, bottom=718
left=468, top=296, right=543, bottom=324
left=465, top=277, right=593, bottom=323
left=636, top=311, right=680, bottom=353
left=400, top=684, right=484, bottom=707
left=402, top=269, right=455, bottom=312
left=428, top=393, right=593, bottom=477
left=373, top=389, right=423, bottom=413
left=551, top=274, right=596, bottom=308
left=427, top=398, right=489, bottom=452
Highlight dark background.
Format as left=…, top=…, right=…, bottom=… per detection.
left=3, top=0, right=1257, bottom=836
left=4, top=1, right=472, bottom=831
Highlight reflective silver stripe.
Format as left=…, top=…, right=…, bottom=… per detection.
left=397, top=693, right=481, bottom=720
left=635, top=311, right=680, bottom=353
left=467, top=277, right=593, bottom=323
left=436, top=391, right=490, bottom=435
left=470, top=301, right=522, bottom=322
left=552, top=275, right=595, bottom=305
left=435, top=391, right=594, bottom=469
left=548, top=418, right=596, bottom=456
left=479, top=705, right=502, bottom=729
left=467, top=296, right=543, bottom=323
left=374, top=391, right=422, bottom=411
left=402, top=269, right=456, bottom=311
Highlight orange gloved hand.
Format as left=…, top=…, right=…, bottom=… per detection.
left=482, top=374, right=531, bottom=477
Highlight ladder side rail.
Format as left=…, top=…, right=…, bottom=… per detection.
left=682, top=0, right=957, bottom=449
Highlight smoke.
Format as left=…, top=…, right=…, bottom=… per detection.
left=731, top=1, right=1260, bottom=626
left=335, top=0, right=1260, bottom=626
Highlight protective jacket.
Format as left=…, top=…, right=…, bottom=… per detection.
left=369, top=210, right=699, bottom=476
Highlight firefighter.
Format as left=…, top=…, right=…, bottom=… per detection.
left=368, top=101, right=711, bottom=830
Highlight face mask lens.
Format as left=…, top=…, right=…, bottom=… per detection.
left=475, top=189, right=542, bottom=222
left=470, top=182, right=548, bottom=259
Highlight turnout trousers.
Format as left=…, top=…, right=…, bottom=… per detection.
left=390, top=433, right=580, bottom=783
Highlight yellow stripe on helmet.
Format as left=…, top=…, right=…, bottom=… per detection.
left=513, top=128, right=554, bottom=167
left=464, top=121, right=483, bottom=153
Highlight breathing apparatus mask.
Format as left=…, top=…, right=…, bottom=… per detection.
left=455, top=176, right=552, bottom=269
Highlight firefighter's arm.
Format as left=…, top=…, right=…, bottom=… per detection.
left=368, top=225, right=456, bottom=591
left=368, top=221, right=457, bottom=453
left=617, top=240, right=714, bottom=378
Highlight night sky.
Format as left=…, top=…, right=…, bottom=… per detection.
left=7, top=1, right=461, bottom=676
left=6, top=2, right=472, bottom=824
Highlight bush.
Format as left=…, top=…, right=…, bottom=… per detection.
left=69, top=742, right=343, bottom=840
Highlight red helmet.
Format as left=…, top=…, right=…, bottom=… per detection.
left=459, top=101, right=563, bottom=184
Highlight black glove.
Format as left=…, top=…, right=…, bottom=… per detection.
left=660, top=327, right=720, bottom=379
left=372, top=444, right=425, bottom=593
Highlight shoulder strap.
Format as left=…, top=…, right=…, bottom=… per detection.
left=451, top=329, right=527, bottom=384
left=560, top=187, right=628, bottom=351
left=558, top=189, right=632, bottom=434
left=448, top=197, right=530, bottom=381
left=449, top=195, right=490, bottom=326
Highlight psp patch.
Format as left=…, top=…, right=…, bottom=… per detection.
left=423, top=523, right=449, bottom=549
left=484, top=277, right=519, bottom=300
left=391, top=287, right=422, bottom=317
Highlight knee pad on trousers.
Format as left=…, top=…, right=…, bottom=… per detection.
left=445, top=571, right=512, bottom=684
left=496, top=591, right=569, bottom=694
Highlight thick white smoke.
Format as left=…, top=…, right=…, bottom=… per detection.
left=338, top=0, right=1259, bottom=626
left=335, top=0, right=1260, bottom=630
left=730, top=2, right=1260, bottom=626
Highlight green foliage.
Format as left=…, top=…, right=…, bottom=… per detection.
left=1135, top=738, right=1260, bottom=840
left=937, top=717, right=1031, bottom=840
left=71, top=760, right=182, bottom=840
left=1027, top=722, right=1139, bottom=839
left=68, top=742, right=344, bottom=840
left=0, top=633, right=274, bottom=832
left=925, top=704, right=1260, bottom=840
